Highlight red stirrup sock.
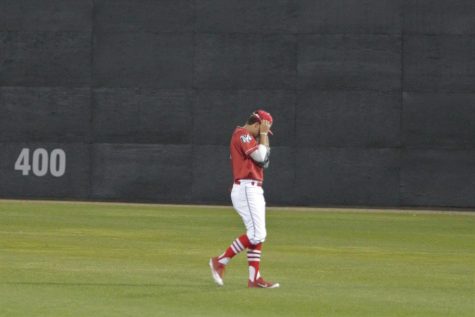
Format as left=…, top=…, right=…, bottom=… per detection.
left=247, top=243, right=262, bottom=282
left=217, top=234, right=251, bottom=265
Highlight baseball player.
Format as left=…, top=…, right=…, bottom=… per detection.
left=209, top=109, right=279, bottom=288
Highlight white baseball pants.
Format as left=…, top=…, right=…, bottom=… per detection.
left=231, top=179, right=267, bottom=245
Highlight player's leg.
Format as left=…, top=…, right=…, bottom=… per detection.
left=244, top=184, right=279, bottom=288
left=210, top=183, right=251, bottom=286
left=247, top=242, right=262, bottom=281
left=220, top=182, right=254, bottom=263
left=243, top=185, right=266, bottom=283
left=216, top=234, right=251, bottom=265
left=243, top=185, right=267, bottom=245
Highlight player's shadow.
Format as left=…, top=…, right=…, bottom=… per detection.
left=0, top=281, right=238, bottom=295
left=2, top=281, right=190, bottom=287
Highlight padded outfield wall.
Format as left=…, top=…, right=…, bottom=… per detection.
left=1, top=0, right=474, bottom=208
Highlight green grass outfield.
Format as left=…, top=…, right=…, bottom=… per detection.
left=0, top=200, right=474, bottom=317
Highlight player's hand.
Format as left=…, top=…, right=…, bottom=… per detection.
left=260, top=120, right=272, bottom=134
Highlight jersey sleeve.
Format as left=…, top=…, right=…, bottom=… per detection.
left=237, top=132, right=259, bottom=156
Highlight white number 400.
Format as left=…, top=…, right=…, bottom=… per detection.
left=14, top=148, right=66, bottom=177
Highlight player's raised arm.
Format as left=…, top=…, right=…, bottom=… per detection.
left=259, top=119, right=271, bottom=148
left=250, top=119, right=271, bottom=166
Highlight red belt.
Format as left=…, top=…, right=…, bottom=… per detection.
left=234, top=180, right=263, bottom=187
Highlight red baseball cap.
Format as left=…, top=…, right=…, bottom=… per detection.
left=252, top=109, right=273, bottom=135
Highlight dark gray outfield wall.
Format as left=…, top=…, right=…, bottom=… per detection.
left=1, top=0, right=475, bottom=208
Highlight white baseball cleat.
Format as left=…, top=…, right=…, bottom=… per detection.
left=209, top=257, right=225, bottom=286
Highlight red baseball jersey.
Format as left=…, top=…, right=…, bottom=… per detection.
left=230, top=127, right=264, bottom=182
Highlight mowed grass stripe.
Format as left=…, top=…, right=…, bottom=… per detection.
left=0, top=200, right=474, bottom=317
